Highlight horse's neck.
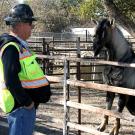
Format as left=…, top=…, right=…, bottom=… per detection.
left=108, top=28, right=131, bottom=61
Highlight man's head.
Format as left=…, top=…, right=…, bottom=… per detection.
left=4, top=4, right=37, bottom=40
left=4, top=4, right=37, bottom=25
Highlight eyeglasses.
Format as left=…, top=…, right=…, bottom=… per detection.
left=28, top=21, right=35, bottom=28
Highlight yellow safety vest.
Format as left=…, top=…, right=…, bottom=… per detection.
left=0, top=42, right=49, bottom=113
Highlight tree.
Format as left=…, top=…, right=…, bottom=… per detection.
left=67, top=0, right=106, bottom=26
left=77, top=0, right=105, bottom=21
left=29, top=0, right=71, bottom=32
left=103, top=0, right=135, bottom=37
left=0, top=0, right=134, bottom=35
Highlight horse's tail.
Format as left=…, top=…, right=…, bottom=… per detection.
left=126, top=96, right=135, bottom=115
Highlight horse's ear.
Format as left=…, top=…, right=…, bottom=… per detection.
left=93, top=20, right=98, bottom=25
left=110, top=18, right=115, bottom=26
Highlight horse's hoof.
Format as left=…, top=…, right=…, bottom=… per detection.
left=97, top=126, right=105, bottom=132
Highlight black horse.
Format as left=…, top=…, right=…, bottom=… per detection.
left=93, top=18, right=135, bottom=135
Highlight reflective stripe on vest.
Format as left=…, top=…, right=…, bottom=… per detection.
left=21, top=77, right=49, bottom=88
left=20, top=48, right=32, bottom=60
left=0, top=42, right=49, bottom=89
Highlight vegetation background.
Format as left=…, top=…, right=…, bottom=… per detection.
left=0, top=0, right=134, bottom=36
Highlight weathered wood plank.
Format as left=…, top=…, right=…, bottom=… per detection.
left=37, top=55, right=135, bottom=68
left=67, top=79, right=135, bottom=96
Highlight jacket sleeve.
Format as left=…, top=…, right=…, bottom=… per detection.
left=2, top=45, right=33, bottom=106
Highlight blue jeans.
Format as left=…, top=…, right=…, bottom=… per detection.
left=7, top=107, right=36, bottom=135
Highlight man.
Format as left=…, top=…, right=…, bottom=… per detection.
left=0, top=4, right=51, bottom=135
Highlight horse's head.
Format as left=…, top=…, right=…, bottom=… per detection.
left=93, top=18, right=115, bottom=56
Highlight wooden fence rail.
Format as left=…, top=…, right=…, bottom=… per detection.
left=43, top=55, right=135, bottom=135
left=66, top=101, right=134, bottom=122
left=37, top=54, right=135, bottom=68
left=67, top=79, right=135, bottom=96
left=46, top=75, right=135, bottom=97
left=46, top=76, right=135, bottom=121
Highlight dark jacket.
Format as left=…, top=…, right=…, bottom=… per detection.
left=0, top=34, right=51, bottom=111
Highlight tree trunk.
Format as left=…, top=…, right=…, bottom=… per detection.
left=103, top=0, right=135, bottom=38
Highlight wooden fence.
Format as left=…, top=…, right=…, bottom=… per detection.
left=28, top=36, right=135, bottom=135
left=37, top=54, right=135, bottom=135
left=0, top=35, right=135, bottom=134
left=28, top=37, right=107, bottom=83
left=28, top=36, right=135, bottom=84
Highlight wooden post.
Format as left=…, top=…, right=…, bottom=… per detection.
left=86, top=30, right=88, bottom=42
left=42, top=38, right=46, bottom=74
left=76, top=37, right=81, bottom=135
left=46, top=42, right=49, bottom=74
left=50, top=36, right=55, bottom=74
left=63, top=59, right=68, bottom=135
left=52, top=36, right=54, bottom=54
left=42, top=38, right=50, bottom=74
left=67, top=60, right=70, bottom=135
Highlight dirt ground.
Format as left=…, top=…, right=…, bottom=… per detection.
left=1, top=84, right=135, bottom=135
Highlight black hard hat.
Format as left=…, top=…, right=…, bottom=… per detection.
left=4, top=4, right=37, bottom=25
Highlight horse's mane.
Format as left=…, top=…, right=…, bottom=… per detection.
left=96, top=18, right=132, bottom=47
left=95, top=19, right=110, bottom=34
left=95, top=18, right=134, bottom=62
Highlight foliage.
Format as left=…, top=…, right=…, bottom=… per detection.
left=77, top=0, right=105, bottom=21
left=0, top=0, right=134, bottom=33
left=59, top=0, right=106, bottom=26
left=29, top=0, right=70, bottom=32
left=44, top=12, right=68, bottom=32
left=114, top=0, right=135, bottom=23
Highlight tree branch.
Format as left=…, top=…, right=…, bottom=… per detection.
left=103, top=0, right=135, bottom=38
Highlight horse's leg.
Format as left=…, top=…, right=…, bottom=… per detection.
left=109, top=94, right=128, bottom=135
left=97, top=92, right=115, bottom=132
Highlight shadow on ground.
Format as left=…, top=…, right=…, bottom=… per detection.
left=0, top=116, right=64, bottom=135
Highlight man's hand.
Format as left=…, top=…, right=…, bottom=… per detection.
left=24, top=101, right=34, bottom=110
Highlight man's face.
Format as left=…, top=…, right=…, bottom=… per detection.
left=19, top=22, right=34, bottom=40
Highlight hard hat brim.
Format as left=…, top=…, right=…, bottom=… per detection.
left=4, top=16, right=37, bottom=24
